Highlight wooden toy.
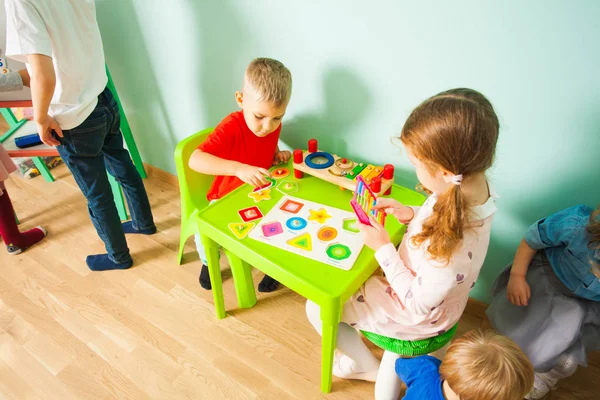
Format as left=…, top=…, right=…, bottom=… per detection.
left=351, top=175, right=386, bottom=226
left=292, top=138, right=394, bottom=196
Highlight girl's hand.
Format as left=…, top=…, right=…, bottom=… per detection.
left=507, top=275, right=531, bottom=306
left=235, top=164, right=271, bottom=187
left=373, top=198, right=414, bottom=223
left=358, top=215, right=391, bottom=251
left=273, top=150, right=292, bottom=165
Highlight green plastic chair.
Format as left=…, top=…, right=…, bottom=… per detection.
left=174, top=128, right=258, bottom=319
left=174, top=128, right=214, bottom=264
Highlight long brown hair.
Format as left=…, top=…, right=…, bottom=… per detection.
left=588, top=205, right=600, bottom=272
left=400, top=88, right=499, bottom=263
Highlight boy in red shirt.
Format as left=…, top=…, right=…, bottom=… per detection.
left=189, top=58, right=292, bottom=292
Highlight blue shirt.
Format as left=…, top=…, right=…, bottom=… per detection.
left=524, top=205, right=600, bottom=301
left=395, top=355, right=445, bottom=400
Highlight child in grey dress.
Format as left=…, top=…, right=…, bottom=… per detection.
left=487, top=204, right=600, bottom=399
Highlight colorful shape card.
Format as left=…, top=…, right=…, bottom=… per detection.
left=228, top=222, right=255, bottom=239
left=287, top=232, right=313, bottom=251
left=248, top=189, right=272, bottom=203
left=238, top=206, right=263, bottom=222
left=261, top=221, right=284, bottom=238
left=277, top=180, right=299, bottom=194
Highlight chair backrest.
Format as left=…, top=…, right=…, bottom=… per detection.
left=174, top=128, right=214, bottom=224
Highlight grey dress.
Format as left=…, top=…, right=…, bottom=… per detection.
left=486, top=252, right=600, bottom=372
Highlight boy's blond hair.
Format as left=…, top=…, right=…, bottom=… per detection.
left=439, top=330, right=534, bottom=400
left=244, top=58, right=292, bottom=106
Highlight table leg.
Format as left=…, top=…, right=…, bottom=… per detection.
left=224, top=250, right=257, bottom=309
left=200, top=232, right=226, bottom=319
left=321, top=297, right=341, bottom=393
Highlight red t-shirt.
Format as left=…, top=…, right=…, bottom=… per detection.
left=198, top=111, right=281, bottom=200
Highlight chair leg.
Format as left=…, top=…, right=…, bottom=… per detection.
left=375, top=351, right=403, bottom=400
left=177, top=231, right=187, bottom=265
left=31, top=157, right=55, bottom=183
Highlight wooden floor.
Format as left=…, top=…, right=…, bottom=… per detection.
left=0, top=162, right=598, bottom=399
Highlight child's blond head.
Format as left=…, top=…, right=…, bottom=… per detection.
left=244, top=58, right=292, bottom=107
left=440, top=330, right=534, bottom=400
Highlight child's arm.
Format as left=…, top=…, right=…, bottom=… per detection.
left=508, top=205, right=589, bottom=306
left=26, top=54, right=63, bottom=146
left=189, top=149, right=270, bottom=187
left=359, top=215, right=451, bottom=315
left=506, top=239, right=536, bottom=306
left=373, top=198, right=416, bottom=224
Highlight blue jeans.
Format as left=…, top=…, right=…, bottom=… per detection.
left=56, top=87, right=155, bottom=264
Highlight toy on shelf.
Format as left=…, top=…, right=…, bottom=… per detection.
left=351, top=175, right=387, bottom=226
left=292, top=138, right=395, bottom=196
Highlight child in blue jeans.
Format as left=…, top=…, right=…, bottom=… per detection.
left=487, top=204, right=600, bottom=399
left=396, top=330, right=533, bottom=400
left=5, top=0, right=156, bottom=270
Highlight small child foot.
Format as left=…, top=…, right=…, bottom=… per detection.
left=258, top=275, right=279, bottom=292
left=86, top=254, right=133, bottom=271
left=6, top=226, right=47, bottom=255
left=122, top=221, right=157, bottom=235
left=199, top=264, right=211, bottom=290
left=332, top=352, right=378, bottom=382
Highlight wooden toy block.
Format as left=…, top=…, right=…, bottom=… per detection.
left=292, top=138, right=394, bottom=196
left=345, top=162, right=368, bottom=180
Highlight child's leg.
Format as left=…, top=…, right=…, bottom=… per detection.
left=0, top=186, right=47, bottom=253
left=374, top=351, right=403, bottom=400
left=101, top=89, right=156, bottom=235
left=258, top=275, right=279, bottom=293
left=306, top=300, right=379, bottom=379
left=194, top=233, right=212, bottom=290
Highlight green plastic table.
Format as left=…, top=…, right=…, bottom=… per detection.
left=196, top=160, right=425, bottom=393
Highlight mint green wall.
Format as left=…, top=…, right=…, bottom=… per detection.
left=96, top=1, right=600, bottom=303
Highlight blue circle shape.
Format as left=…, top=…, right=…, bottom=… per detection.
left=305, top=152, right=335, bottom=169
left=286, top=217, right=307, bottom=230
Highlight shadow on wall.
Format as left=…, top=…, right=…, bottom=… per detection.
left=282, top=66, right=419, bottom=190
left=186, top=0, right=254, bottom=129
left=95, top=0, right=176, bottom=168
left=282, top=66, right=372, bottom=157
left=475, top=106, right=600, bottom=303
left=510, top=103, right=600, bottom=223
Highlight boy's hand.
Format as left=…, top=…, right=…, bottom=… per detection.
left=273, top=150, right=292, bottom=165
left=373, top=198, right=414, bottom=223
left=507, top=275, right=531, bottom=306
left=235, top=164, right=271, bottom=187
left=358, top=215, right=391, bottom=252
left=36, top=114, right=63, bottom=146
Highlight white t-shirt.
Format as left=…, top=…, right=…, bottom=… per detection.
left=4, top=0, right=107, bottom=129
